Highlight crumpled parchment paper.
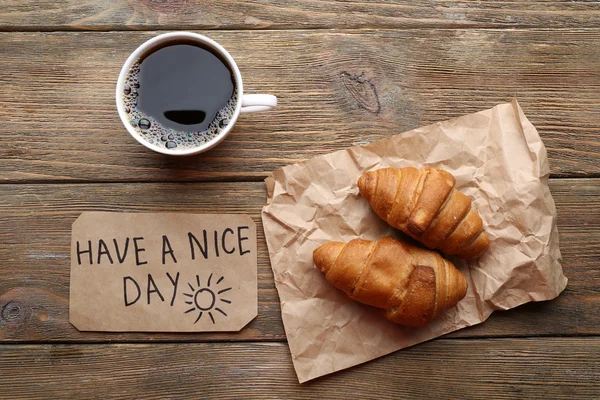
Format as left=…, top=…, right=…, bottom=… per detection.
left=261, top=100, right=567, bottom=383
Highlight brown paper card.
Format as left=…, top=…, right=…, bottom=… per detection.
left=261, top=100, right=567, bottom=383
left=70, top=212, right=257, bottom=332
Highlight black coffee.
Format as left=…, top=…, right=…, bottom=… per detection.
left=122, top=40, right=237, bottom=150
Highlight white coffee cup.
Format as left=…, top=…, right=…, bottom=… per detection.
left=116, top=32, right=277, bottom=156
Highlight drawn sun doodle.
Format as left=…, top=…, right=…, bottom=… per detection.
left=183, top=273, right=232, bottom=324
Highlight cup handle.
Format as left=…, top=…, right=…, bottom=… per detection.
left=240, top=94, right=277, bottom=113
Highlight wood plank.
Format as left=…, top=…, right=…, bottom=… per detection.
left=1, top=1, right=600, bottom=30
left=1, top=30, right=600, bottom=182
left=0, top=179, right=598, bottom=342
left=0, top=182, right=285, bottom=342
left=0, top=339, right=598, bottom=398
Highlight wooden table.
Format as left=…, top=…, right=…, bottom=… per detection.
left=1, top=1, right=599, bottom=398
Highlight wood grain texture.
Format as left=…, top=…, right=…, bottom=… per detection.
left=0, top=179, right=598, bottom=342
left=0, top=339, right=598, bottom=399
left=0, top=182, right=284, bottom=342
left=1, top=0, right=600, bottom=30
left=1, top=30, right=600, bottom=182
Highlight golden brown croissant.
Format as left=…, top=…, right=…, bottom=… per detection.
left=358, top=167, right=490, bottom=260
left=313, top=237, right=467, bottom=327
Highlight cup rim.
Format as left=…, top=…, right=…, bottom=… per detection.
left=115, top=32, right=243, bottom=156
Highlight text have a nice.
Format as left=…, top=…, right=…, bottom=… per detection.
left=75, top=226, right=252, bottom=266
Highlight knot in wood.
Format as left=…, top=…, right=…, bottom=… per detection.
left=2, top=301, right=23, bottom=322
left=340, top=71, right=381, bottom=114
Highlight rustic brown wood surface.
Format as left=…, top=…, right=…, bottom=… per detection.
left=1, top=30, right=600, bottom=182
left=1, top=0, right=600, bottom=30
left=1, top=339, right=598, bottom=399
left=1, top=0, right=599, bottom=398
left=0, top=179, right=598, bottom=344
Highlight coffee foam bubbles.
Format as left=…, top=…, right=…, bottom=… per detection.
left=122, top=62, right=238, bottom=151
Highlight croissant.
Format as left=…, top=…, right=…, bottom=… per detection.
left=358, top=167, right=490, bottom=260
left=313, top=237, right=467, bottom=327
